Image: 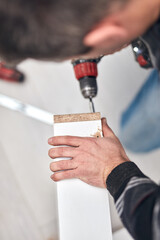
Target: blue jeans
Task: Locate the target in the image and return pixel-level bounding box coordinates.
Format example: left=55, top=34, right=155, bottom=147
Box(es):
left=119, top=69, right=160, bottom=153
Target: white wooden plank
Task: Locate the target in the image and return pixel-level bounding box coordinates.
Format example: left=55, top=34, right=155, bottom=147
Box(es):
left=54, top=113, right=112, bottom=240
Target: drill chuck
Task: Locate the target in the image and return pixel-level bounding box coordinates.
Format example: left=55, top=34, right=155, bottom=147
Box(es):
left=72, top=58, right=101, bottom=99
left=79, top=76, right=97, bottom=98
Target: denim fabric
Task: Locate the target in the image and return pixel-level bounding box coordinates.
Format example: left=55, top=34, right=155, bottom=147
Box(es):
left=119, top=69, right=160, bottom=153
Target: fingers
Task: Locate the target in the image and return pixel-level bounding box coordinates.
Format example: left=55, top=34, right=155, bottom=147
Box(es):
left=50, top=169, right=77, bottom=182
left=48, top=147, right=77, bottom=159
left=101, top=118, right=114, bottom=137
left=48, top=136, right=83, bottom=147
left=50, top=159, right=77, bottom=172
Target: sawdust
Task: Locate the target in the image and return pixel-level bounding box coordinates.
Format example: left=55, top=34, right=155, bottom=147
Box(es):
left=91, top=128, right=102, bottom=138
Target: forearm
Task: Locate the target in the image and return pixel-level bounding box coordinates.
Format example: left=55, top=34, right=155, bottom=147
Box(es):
left=107, top=162, right=160, bottom=240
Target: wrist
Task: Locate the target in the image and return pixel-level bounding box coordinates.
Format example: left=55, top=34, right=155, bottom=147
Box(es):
left=103, top=158, right=130, bottom=188
left=106, top=161, right=147, bottom=200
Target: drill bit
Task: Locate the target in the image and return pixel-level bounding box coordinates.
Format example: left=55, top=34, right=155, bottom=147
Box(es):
left=89, top=97, right=95, bottom=113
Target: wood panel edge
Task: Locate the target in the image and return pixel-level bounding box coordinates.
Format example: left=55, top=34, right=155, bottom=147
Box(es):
left=54, top=112, right=101, bottom=123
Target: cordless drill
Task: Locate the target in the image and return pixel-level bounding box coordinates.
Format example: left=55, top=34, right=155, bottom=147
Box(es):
left=132, top=38, right=153, bottom=68
left=72, top=57, right=103, bottom=112
left=72, top=38, right=153, bottom=113
left=0, top=62, right=25, bottom=83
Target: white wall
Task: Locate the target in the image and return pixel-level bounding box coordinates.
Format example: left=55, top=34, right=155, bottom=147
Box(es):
left=0, top=46, right=159, bottom=239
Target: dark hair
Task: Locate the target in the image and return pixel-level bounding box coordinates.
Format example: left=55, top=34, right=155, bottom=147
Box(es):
left=0, top=0, right=123, bottom=63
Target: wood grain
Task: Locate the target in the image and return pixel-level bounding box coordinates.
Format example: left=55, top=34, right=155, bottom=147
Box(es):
left=54, top=112, right=101, bottom=123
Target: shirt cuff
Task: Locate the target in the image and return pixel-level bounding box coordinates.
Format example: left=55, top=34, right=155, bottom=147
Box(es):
left=106, top=162, right=147, bottom=201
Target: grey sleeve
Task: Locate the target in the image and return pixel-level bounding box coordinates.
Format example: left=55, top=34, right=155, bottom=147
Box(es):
left=107, top=162, right=160, bottom=240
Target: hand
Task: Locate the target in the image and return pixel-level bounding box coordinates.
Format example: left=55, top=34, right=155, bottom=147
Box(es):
left=48, top=118, right=130, bottom=188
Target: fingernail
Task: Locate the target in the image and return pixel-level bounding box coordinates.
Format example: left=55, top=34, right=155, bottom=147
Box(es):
left=48, top=138, right=53, bottom=144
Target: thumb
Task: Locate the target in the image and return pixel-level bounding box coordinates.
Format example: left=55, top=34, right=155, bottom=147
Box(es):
left=101, top=118, right=114, bottom=137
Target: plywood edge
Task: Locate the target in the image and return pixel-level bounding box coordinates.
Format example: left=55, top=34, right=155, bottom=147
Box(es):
left=54, top=112, right=101, bottom=123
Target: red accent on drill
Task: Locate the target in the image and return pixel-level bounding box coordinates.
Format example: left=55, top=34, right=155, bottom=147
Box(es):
left=73, top=62, right=98, bottom=80
left=0, top=62, right=24, bottom=83
left=137, top=55, right=148, bottom=67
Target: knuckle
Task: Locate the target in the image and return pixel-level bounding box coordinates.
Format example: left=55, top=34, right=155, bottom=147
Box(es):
left=74, top=155, right=80, bottom=164
left=58, top=147, right=65, bottom=155
left=72, top=160, right=77, bottom=169
left=63, top=136, right=71, bottom=142
left=84, top=137, right=91, bottom=144
left=76, top=166, right=86, bottom=177
left=64, top=171, right=72, bottom=179
left=59, top=161, right=65, bottom=168
left=63, top=172, right=68, bottom=178
left=71, top=171, right=76, bottom=178
left=74, top=168, right=79, bottom=177
left=77, top=168, right=83, bottom=176
left=62, top=160, right=72, bottom=169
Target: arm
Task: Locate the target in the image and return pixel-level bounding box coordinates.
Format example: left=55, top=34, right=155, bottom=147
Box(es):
left=48, top=118, right=160, bottom=240
left=107, top=162, right=160, bottom=240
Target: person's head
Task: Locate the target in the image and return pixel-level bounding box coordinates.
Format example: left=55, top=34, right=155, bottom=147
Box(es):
left=0, top=0, right=160, bottom=63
